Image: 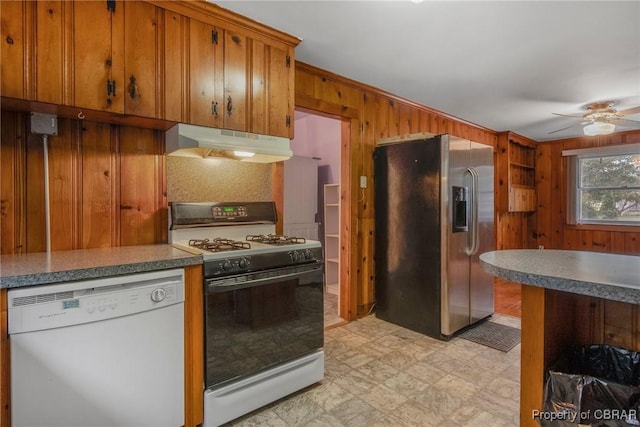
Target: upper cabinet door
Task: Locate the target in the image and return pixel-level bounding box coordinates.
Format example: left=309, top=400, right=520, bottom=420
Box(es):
left=1, top=1, right=31, bottom=100
left=34, top=1, right=69, bottom=105
left=251, top=41, right=293, bottom=138
left=72, top=0, right=124, bottom=113
left=223, top=30, right=248, bottom=132
left=123, top=2, right=160, bottom=118
left=163, top=10, right=187, bottom=123
left=188, top=19, right=224, bottom=128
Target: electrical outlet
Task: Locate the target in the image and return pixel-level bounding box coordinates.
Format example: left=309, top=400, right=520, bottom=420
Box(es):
left=360, top=175, right=367, bottom=189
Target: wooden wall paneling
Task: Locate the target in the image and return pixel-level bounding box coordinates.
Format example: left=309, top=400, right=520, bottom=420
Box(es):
left=118, top=126, right=165, bottom=246
left=0, top=112, right=25, bottom=255
left=123, top=1, right=160, bottom=119
left=0, top=0, right=33, bottom=100
left=603, top=300, right=635, bottom=350
left=25, top=125, right=47, bottom=253
left=34, top=1, right=68, bottom=105
left=80, top=121, right=116, bottom=248
left=533, top=143, right=551, bottom=248
left=162, top=9, right=188, bottom=122
left=624, top=233, right=640, bottom=254
left=48, top=118, right=80, bottom=251
left=373, top=94, right=390, bottom=140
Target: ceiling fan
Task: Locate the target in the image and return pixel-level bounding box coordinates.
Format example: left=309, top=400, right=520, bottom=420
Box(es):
left=549, top=101, right=640, bottom=136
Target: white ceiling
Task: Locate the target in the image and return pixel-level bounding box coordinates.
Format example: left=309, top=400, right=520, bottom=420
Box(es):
left=214, top=0, right=640, bottom=142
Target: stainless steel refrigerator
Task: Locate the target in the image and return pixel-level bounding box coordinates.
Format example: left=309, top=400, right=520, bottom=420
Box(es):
left=373, top=134, right=494, bottom=339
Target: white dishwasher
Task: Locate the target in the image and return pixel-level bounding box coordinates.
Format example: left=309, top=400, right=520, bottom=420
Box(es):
left=8, top=268, right=185, bottom=427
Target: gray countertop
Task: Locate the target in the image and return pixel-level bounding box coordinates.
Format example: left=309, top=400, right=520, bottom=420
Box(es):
left=480, top=249, right=640, bottom=305
left=0, top=245, right=203, bottom=289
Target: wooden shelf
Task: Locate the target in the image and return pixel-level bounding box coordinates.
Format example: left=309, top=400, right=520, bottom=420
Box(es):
left=510, top=162, right=535, bottom=170
left=498, top=132, right=537, bottom=213
left=324, top=184, right=340, bottom=291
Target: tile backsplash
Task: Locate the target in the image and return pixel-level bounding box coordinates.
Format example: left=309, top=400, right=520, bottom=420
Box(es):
left=166, top=156, right=272, bottom=202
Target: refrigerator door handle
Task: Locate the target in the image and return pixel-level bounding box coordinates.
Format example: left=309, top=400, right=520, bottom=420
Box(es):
left=465, top=167, right=480, bottom=255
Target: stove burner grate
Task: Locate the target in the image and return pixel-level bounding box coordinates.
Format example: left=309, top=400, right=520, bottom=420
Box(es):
left=245, top=234, right=307, bottom=246
left=188, top=238, right=251, bottom=252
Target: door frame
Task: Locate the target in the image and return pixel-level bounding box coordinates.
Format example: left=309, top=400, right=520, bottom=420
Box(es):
left=292, top=97, right=359, bottom=321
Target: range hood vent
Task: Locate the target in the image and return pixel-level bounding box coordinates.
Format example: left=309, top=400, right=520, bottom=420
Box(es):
left=166, top=124, right=292, bottom=163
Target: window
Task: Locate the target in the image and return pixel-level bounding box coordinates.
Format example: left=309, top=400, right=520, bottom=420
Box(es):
left=564, top=144, right=640, bottom=226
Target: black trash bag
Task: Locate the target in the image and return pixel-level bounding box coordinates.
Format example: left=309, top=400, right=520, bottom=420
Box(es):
left=540, top=344, right=640, bottom=427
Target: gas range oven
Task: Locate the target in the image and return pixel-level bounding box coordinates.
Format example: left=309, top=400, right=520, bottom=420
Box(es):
left=169, top=202, right=324, bottom=427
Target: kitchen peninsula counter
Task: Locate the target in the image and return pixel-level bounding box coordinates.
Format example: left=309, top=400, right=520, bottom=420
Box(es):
left=0, top=244, right=202, bottom=288
left=480, top=249, right=640, bottom=304
left=480, top=249, right=640, bottom=427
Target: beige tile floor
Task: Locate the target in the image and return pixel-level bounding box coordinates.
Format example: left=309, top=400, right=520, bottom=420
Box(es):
left=228, top=314, right=521, bottom=426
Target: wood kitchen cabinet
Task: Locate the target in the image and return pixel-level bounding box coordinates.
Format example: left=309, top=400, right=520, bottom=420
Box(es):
left=188, top=18, right=224, bottom=128
left=71, top=1, right=123, bottom=112
left=187, top=20, right=250, bottom=133
left=250, top=40, right=294, bottom=138
left=223, top=29, right=249, bottom=132
left=2, top=0, right=298, bottom=138
left=73, top=1, right=161, bottom=118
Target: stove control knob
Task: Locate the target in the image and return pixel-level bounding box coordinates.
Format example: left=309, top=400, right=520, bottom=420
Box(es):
left=304, top=249, right=313, bottom=259
left=238, top=258, right=248, bottom=269
left=289, top=251, right=300, bottom=262
left=221, top=260, right=232, bottom=271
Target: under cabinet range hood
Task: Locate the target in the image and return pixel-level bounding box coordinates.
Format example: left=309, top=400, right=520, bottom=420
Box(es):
left=165, top=123, right=292, bottom=163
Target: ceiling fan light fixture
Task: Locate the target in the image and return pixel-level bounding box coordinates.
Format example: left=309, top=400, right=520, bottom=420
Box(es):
left=583, top=122, right=615, bottom=136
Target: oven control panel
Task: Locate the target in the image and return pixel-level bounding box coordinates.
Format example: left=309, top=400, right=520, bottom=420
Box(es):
left=212, top=206, right=247, bottom=219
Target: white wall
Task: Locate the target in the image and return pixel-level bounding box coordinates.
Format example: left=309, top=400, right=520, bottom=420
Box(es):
left=291, top=112, right=341, bottom=184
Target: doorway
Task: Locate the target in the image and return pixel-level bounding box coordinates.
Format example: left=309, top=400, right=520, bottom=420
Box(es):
left=285, top=109, right=346, bottom=328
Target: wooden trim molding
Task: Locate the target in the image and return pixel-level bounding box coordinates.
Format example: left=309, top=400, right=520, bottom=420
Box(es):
left=183, top=263, right=204, bottom=427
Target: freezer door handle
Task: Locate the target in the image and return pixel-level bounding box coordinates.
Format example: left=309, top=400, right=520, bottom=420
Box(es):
left=465, top=167, right=480, bottom=255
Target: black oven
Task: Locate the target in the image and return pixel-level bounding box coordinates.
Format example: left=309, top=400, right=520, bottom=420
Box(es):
left=204, top=261, right=324, bottom=389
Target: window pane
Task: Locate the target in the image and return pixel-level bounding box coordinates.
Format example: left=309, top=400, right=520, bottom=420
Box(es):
left=580, top=154, right=640, bottom=188
left=580, top=189, right=640, bottom=222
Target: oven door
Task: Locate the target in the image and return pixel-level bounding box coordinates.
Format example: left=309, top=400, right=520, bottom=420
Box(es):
left=204, top=262, right=324, bottom=389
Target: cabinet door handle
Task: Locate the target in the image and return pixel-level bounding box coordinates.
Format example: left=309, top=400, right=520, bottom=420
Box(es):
left=211, top=101, right=218, bottom=117
left=226, top=96, right=232, bottom=116
left=128, top=75, right=140, bottom=100
left=6, top=36, right=14, bottom=45
left=106, top=79, right=116, bottom=97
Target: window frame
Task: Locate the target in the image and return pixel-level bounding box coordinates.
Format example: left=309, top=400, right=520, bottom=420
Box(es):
left=563, top=143, right=640, bottom=227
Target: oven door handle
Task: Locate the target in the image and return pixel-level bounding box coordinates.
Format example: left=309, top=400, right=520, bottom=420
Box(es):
left=206, top=265, right=323, bottom=293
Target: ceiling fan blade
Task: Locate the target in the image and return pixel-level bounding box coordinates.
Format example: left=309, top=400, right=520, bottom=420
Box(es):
left=618, top=106, right=640, bottom=116
left=548, top=122, right=588, bottom=134
left=614, top=117, right=640, bottom=124
left=552, top=112, right=584, bottom=119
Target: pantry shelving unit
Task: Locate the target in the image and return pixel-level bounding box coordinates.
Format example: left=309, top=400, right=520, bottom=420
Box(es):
left=323, top=184, right=340, bottom=293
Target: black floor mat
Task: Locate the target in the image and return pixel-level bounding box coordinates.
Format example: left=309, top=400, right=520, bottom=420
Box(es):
left=458, top=320, right=521, bottom=352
